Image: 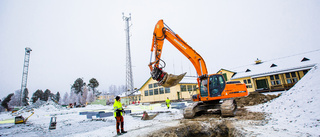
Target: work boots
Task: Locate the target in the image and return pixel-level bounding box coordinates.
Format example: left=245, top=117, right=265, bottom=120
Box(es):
left=121, top=130, right=127, bottom=134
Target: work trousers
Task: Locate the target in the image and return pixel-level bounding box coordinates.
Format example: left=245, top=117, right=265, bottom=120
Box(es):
left=115, top=116, right=124, bottom=133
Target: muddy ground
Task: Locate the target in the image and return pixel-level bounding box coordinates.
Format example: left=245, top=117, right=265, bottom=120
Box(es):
left=146, top=92, right=281, bottom=137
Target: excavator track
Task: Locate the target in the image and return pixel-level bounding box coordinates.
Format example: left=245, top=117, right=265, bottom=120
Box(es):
left=220, top=99, right=237, bottom=117
left=183, top=102, right=200, bottom=119
left=183, top=99, right=237, bottom=119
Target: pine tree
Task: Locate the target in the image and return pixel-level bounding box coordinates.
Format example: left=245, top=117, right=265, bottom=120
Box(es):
left=1, top=93, right=14, bottom=110
left=88, top=78, right=100, bottom=97
left=43, top=89, right=51, bottom=101
left=55, top=92, right=60, bottom=102
left=22, top=88, right=29, bottom=106
left=31, top=89, right=43, bottom=103
left=71, top=78, right=85, bottom=95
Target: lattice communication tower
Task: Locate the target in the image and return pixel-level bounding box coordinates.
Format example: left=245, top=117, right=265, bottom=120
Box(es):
left=20, top=47, right=32, bottom=106
left=123, top=13, right=135, bottom=98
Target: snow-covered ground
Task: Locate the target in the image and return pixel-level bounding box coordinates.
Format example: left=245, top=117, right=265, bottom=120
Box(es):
left=246, top=65, right=320, bottom=136
left=0, top=102, right=185, bottom=137
left=1, top=66, right=320, bottom=137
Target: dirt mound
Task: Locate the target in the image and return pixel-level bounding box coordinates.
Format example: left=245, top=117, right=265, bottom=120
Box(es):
left=235, top=92, right=281, bottom=108
left=147, top=120, right=236, bottom=137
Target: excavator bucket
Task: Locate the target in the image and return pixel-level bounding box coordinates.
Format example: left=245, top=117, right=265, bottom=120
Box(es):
left=160, top=72, right=187, bottom=87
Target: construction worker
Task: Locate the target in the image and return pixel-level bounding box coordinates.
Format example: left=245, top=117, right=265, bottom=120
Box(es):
left=113, top=96, right=127, bottom=135
left=165, top=97, right=171, bottom=109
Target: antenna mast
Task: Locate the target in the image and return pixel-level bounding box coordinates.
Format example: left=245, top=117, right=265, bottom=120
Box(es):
left=123, top=13, right=134, bottom=104
left=20, top=47, right=32, bottom=106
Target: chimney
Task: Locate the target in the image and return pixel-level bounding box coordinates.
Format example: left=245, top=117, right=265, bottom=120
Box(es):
left=255, top=58, right=262, bottom=64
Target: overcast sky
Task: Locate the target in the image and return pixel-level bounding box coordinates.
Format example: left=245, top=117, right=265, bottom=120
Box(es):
left=1, top=0, right=319, bottom=98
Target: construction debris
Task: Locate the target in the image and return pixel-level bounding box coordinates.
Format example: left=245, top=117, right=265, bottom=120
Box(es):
left=141, top=111, right=159, bottom=120
left=49, top=117, right=57, bottom=130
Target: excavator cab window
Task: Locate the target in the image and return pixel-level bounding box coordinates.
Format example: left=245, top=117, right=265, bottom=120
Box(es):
left=200, top=79, right=208, bottom=97
left=209, top=75, right=226, bottom=97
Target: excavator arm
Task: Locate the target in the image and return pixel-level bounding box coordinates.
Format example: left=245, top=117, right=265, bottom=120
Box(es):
left=149, top=20, right=208, bottom=87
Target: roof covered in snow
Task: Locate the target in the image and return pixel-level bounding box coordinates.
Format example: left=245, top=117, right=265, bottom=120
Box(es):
left=230, top=50, right=320, bottom=79
left=179, top=76, right=197, bottom=84
left=119, top=90, right=141, bottom=97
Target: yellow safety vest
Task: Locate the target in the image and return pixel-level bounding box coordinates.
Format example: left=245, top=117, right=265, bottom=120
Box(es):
left=165, top=99, right=170, bottom=107
left=113, top=100, right=123, bottom=117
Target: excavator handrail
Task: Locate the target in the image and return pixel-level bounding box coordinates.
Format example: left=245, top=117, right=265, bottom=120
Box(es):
left=149, top=19, right=208, bottom=77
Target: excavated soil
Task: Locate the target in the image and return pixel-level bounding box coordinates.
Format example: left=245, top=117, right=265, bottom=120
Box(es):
left=147, top=92, right=281, bottom=137
left=235, top=92, right=281, bottom=108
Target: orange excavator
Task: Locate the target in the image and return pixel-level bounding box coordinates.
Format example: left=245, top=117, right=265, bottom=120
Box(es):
left=148, top=20, right=248, bottom=118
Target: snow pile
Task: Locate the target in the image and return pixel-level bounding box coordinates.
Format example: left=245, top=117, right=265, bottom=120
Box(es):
left=0, top=102, right=183, bottom=137
left=249, top=65, right=320, bottom=136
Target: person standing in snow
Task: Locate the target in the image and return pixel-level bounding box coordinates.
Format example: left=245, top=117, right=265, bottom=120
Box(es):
left=165, top=97, right=171, bottom=109
left=113, top=96, right=127, bottom=135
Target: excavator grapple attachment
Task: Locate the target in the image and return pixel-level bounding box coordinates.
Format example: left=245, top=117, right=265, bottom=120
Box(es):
left=160, top=72, right=187, bottom=87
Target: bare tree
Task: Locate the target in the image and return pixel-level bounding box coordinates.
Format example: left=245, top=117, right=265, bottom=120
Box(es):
left=87, top=90, right=95, bottom=103
left=80, top=86, right=88, bottom=105
left=69, top=90, right=77, bottom=105
left=108, top=85, right=118, bottom=95
left=118, top=85, right=127, bottom=95
left=62, top=92, right=69, bottom=105
left=8, top=90, right=21, bottom=107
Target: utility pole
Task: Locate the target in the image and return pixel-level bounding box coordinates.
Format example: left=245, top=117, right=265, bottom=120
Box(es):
left=123, top=13, right=134, bottom=105
left=20, top=47, right=32, bottom=106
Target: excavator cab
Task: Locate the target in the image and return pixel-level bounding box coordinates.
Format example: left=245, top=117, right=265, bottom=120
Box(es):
left=198, top=74, right=225, bottom=98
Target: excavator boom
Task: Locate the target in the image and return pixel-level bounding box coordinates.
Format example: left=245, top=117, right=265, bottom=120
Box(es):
left=149, top=20, right=207, bottom=87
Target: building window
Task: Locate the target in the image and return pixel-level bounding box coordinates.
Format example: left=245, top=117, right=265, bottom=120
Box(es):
left=243, top=79, right=252, bottom=84
left=154, top=88, right=159, bottom=95
left=270, top=75, right=281, bottom=85
left=222, top=73, right=228, bottom=81
left=159, top=88, right=164, bottom=94
left=148, top=84, right=153, bottom=89
left=193, top=85, right=197, bottom=91
left=187, top=85, right=193, bottom=91
left=149, top=89, right=153, bottom=96
left=165, top=87, right=170, bottom=93
left=286, top=72, right=298, bottom=84
left=154, top=83, right=158, bottom=88
left=244, top=79, right=252, bottom=88
left=139, top=96, right=141, bottom=101
left=180, top=85, right=187, bottom=91
left=144, top=90, right=148, bottom=96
